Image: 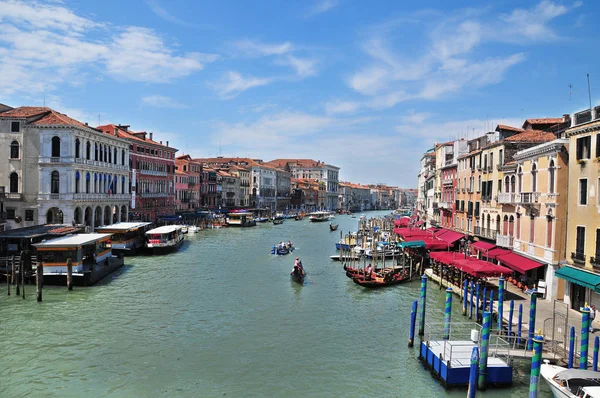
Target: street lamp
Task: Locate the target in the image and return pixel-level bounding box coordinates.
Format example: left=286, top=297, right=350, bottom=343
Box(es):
left=460, top=237, right=466, bottom=259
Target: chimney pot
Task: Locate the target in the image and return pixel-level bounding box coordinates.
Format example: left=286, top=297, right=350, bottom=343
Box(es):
left=149, top=132, right=153, bottom=141
left=166, top=141, right=169, bottom=147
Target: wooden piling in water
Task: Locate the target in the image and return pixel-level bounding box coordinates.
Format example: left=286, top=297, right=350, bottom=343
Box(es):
left=6, top=257, right=10, bottom=296
left=21, top=251, right=25, bottom=299
left=67, top=258, right=73, bottom=290
left=36, top=262, right=43, bottom=302
left=15, top=257, right=20, bottom=297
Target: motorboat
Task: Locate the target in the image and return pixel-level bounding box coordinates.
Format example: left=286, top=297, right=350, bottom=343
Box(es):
left=95, top=222, right=153, bottom=255
left=541, top=362, right=600, bottom=397
left=145, top=225, right=185, bottom=254
left=255, top=217, right=269, bottom=223
left=226, top=212, right=257, bottom=227
left=187, top=225, right=199, bottom=233
left=308, top=211, right=330, bottom=222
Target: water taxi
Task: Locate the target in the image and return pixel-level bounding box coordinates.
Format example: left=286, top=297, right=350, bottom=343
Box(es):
left=541, top=362, right=600, bottom=398
left=33, top=233, right=124, bottom=286
left=226, top=212, right=257, bottom=227
left=145, top=225, right=185, bottom=254
left=308, top=211, right=330, bottom=222
left=95, top=222, right=152, bottom=255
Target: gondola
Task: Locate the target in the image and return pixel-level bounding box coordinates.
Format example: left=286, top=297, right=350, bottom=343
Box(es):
left=352, top=271, right=409, bottom=288
left=273, top=219, right=284, bottom=225
left=329, top=223, right=338, bottom=231
left=295, top=213, right=304, bottom=220
left=291, top=268, right=305, bottom=284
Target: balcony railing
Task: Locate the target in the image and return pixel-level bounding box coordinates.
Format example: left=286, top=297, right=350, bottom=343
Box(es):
left=497, top=193, right=515, bottom=204
left=5, top=193, right=22, bottom=200
left=517, top=192, right=540, bottom=204
left=139, top=169, right=168, bottom=177
left=496, top=234, right=514, bottom=248
left=73, top=193, right=130, bottom=201
left=572, top=251, right=586, bottom=265
left=443, top=178, right=453, bottom=185
left=480, top=228, right=497, bottom=240
left=139, top=192, right=169, bottom=198
left=39, top=193, right=73, bottom=200
left=474, top=226, right=481, bottom=235
left=591, top=256, right=600, bottom=270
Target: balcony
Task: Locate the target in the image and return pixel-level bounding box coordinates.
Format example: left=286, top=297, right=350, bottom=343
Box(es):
left=474, top=226, right=481, bottom=235
left=571, top=251, right=586, bottom=265
left=591, top=256, right=600, bottom=270
left=438, top=201, right=451, bottom=210
left=73, top=193, right=131, bottom=201
left=480, top=228, right=497, bottom=240
left=517, top=192, right=540, bottom=204
left=496, top=234, right=514, bottom=248
left=39, top=193, right=74, bottom=200
left=5, top=193, right=22, bottom=200
left=497, top=193, right=515, bottom=204
left=139, top=169, right=168, bottom=177
left=443, top=178, right=453, bottom=185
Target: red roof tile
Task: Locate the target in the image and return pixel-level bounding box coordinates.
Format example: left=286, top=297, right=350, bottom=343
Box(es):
left=97, top=124, right=177, bottom=151
left=496, top=124, right=524, bottom=133
left=266, top=158, right=326, bottom=168
left=524, top=118, right=564, bottom=126
left=31, top=110, right=90, bottom=129
left=504, top=130, right=556, bottom=143
left=0, top=106, right=50, bottom=118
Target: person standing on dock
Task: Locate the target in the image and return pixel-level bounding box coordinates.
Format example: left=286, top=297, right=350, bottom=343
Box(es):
left=591, top=305, right=596, bottom=332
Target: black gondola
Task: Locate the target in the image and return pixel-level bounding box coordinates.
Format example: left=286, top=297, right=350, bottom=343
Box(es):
left=329, top=223, right=338, bottom=231
left=273, top=219, right=284, bottom=225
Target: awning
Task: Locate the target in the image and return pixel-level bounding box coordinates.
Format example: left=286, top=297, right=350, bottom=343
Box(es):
left=436, top=230, right=465, bottom=244
left=430, top=251, right=460, bottom=265
left=556, top=266, right=600, bottom=292
left=399, top=240, right=425, bottom=249
left=472, top=241, right=496, bottom=253
left=496, top=252, right=545, bottom=274
left=451, top=258, right=513, bottom=278
left=485, top=248, right=511, bottom=260
left=414, top=220, right=424, bottom=227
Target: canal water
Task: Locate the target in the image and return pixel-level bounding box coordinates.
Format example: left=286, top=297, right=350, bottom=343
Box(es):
left=1, top=211, right=551, bottom=397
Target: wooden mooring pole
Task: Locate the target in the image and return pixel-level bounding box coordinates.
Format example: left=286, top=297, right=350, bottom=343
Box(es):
left=21, top=251, right=25, bottom=300
left=6, top=258, right=10, bottom=296
left=66, top=258, right=73, bottom=291
left=36, top=262, right=43, bottom=302
left=15, top=257, right=20, bottom=297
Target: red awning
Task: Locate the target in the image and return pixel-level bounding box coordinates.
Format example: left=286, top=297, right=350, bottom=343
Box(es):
left=451, top=258, right=513, bottom=278
left=430, top=251, right=461, bottom=265
left=394, top=228, right=432, bottom=238
left=496, top=252, right=545, bottom=274
left=437, top=230, right=465, bottom=244
left=472, top=241, right=496, bottom=253
left=414, top=220, right=424, bottom=227
left=394, top=217, right=411, bottom=227
left=485, top=248, right=511, bottom=260
left=425, top=240, right=452, bottom=251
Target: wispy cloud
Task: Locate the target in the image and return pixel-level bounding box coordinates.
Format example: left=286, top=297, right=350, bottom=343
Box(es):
left=141, top=95, right=188, bottom=108
left=306, top=0, right=339, bottom=17
left=145, top=0, right=195, bottom=27
left=277, top=55, right=318, bottom=78
left=0, top=0, right=218, bottom=96
left=212, top=71, right=273, bottom=99
left=332, top=1, right=576, bottom=114
left=232, top=39, right=293, bottom=57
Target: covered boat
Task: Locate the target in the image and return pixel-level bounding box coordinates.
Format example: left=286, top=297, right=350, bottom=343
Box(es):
left=352, top=269, right=409, bottom=288
left=95, top=222, right=153, bottom=255
left=308, top=211, right=330, bottom=222
left=541, top=363, right=600, bottom=398
left=33, top=233, right=124, bottom=286
left=145, top=225, right=185, bottom=254
left=226, top=212, right=257, bottom=227
left=329, top=223, right=339, bottom=231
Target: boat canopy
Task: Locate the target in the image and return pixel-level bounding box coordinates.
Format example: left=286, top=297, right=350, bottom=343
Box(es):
left=33, top=233, right=111, bottom=248
left=398, top=240, right=425, bottom=249
left=96, top=222, right=152, bottom=232
left=146, top=225, right=183, bottom=235
left=554, top=368, right=600, bottom=382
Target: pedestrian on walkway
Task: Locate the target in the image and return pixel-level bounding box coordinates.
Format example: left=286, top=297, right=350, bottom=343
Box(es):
left=590, top=305, right=596, bottom=332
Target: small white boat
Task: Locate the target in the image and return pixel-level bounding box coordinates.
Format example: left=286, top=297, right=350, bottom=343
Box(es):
left=308, top=211, right=330, bottom=222
left=541, top=362, right=600, bottom=398
left=181, top=225, right=189, bottom=234
left=187, top=225, right=199, bottom=233
left=146, top=225, right=185, bottom=254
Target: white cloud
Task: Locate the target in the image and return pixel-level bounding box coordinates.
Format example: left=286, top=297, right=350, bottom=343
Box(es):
left=145, top=0, right=194, bottom=27
left=233, top=39, right=293, bottom=57
left=307, top=0, right=339, bottom=17
left=278, top=55, right=318, bottom=78
left=325, top=100, right=360, bottom=115
left=0, top=1, right=217, bottom=95
left=213, top=71, right=273, bottom=99
left=141, top=95, right=188, bottom=108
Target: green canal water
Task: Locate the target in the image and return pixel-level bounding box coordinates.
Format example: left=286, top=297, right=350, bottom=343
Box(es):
left=1, top=211, right=552, bottom=397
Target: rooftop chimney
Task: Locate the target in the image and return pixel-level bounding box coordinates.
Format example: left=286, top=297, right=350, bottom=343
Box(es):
left=149, top=132, right=153, bottom=141
left=166, top=141, right=169, bottom=147
left=160, top=141, right=163, bottom=144
left=117, top=124, right=129, bottom=132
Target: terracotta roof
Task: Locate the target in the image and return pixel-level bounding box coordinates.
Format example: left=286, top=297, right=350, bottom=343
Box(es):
left=266, top=158, right=325, bottom=168
left=97, top=124, right=177, bottom=150
left=496, top=124, right=524, bottom=133
left=31, top=110, right=91, bottom=129
left=504, top=130, right=556, bottom=143
left=175, top=170, right=188, bottom=175
left=0, top=106, right=49, bottom=118
left=523, top=118, right=564, bottom=126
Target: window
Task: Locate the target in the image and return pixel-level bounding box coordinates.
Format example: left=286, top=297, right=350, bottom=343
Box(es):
left=549, top=160, right=555, bottom=194
left=517, top=167, right=523, bottom=192
left=11, top=121, right=20, bottom=132
left=51, top=171, right=60, bottom=194
left=75, top=138, right=80, bottom=158
left=51, top=136, right=61, bottom=157
left=86, top=142, right=91, bottom=160
left=498, top=179, right=502, bottom=193
left=10, top=140, right=19, bottom=159
left=529, top=215, right=535, bottom=243
left=576, top=136, right=591, bottom=160
left=25, top=210, right=34, bottom=222
left=509, top=215, right=514, bottom=236
left=596, top=229, right=600, bottom=258
left=9, top=172, right=18, bottom=193
left=531, top=164, right=537, bottom=192
left=516, top=214, right=521, bottom=240
left=6, top=209, right=15, bottom=220
left=597, top=134, right=600, bottom=158
left=580, top=178, right=588, bottom=205
left=547, top=213, right=553, bottom=248
left=576, top=226, right=586, bottom=256
left=95, top=143, right=98, bottom=161
left=122, top=150, right=125, bottom=165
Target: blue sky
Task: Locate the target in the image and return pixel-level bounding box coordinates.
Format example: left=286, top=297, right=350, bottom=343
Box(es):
left=0, top=0, right=596, bottom=187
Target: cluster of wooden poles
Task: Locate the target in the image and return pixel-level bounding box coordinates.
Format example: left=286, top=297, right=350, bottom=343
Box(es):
left=4, top=251, right=74, bottom=303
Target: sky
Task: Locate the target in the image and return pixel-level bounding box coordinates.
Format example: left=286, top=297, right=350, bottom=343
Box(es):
left=0, top=0, right=597, bottom=188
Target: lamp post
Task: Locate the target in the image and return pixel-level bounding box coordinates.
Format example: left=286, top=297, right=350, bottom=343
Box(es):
left=461, top=237, right=466, bottom=259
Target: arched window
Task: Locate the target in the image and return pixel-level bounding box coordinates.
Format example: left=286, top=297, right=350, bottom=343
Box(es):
left=114, top=148, right=117, bottom=164
left=504, top=176, right=509, bottom=193
left=531, top=164, right=538, bottom=192
left=121, top=176, right=125, bottom=195
left=517, top=167, right=523, bottom=193
left=510, top=176, right=516, bottom=193
left=546, top=210, right=553, bottom=248
left=509, top=215, right=514, bottom=237
left=94, top=143, right=98, bottom=161
left=75, top=138, right=80, bottom=158
left=10, top=140, right=19, bottom=159
left=75, top=171, right=80, bottom=194
left=503, top=215, right=509, bottom=234
left=516, top=214, right=521, bottom=240
left=122, top=150, right=125, bottom=165
left=86, top=141, right=91, bottom=160
left=549, top=160, right=555, bottom=194
left=496, top=215, right=501, bottom=233
left=9, top=172, right=18, bottom=193
left=51, top=136, right=61, bottom=158
left=529, top=214, right=535, bottom=243
left=108, top=146, right=112, bottom=164
left=51, top=171, right=60, bottom=194
left=86, top=172, right=91, bottom=193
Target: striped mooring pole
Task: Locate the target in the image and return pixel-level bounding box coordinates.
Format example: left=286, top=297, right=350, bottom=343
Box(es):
left=482, top=286, right=487, bottom=314
left=518, top=303, right=523, bottom=344
left=529, top=334, right=545, bottom=398
left=528, top=288, right=537, bottom=350
left=418, top=275, right=427, bottom=338
left=594, top=336, right=599, bottom=371
left=477, top=311, right=492, bottom=390
left=497, top=276, right=504, bottom=335
left=475, top=283, right=481, bottom=323
left=469, top=281, right=475, bottom=319
left=508, top=300, right=514, bottom=336
left=488, top=290, right=494, bottom=329
left=581, top=305, right=591, bottom=369
left=467, top=346, right=479, bottom=398
left=568, top=326, right=575, bottom=368
left=408, top=299, right=418, bottom=347
left=462, top=279, right=468, bottom=316
left=443, top=287, right=453, bottom=340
